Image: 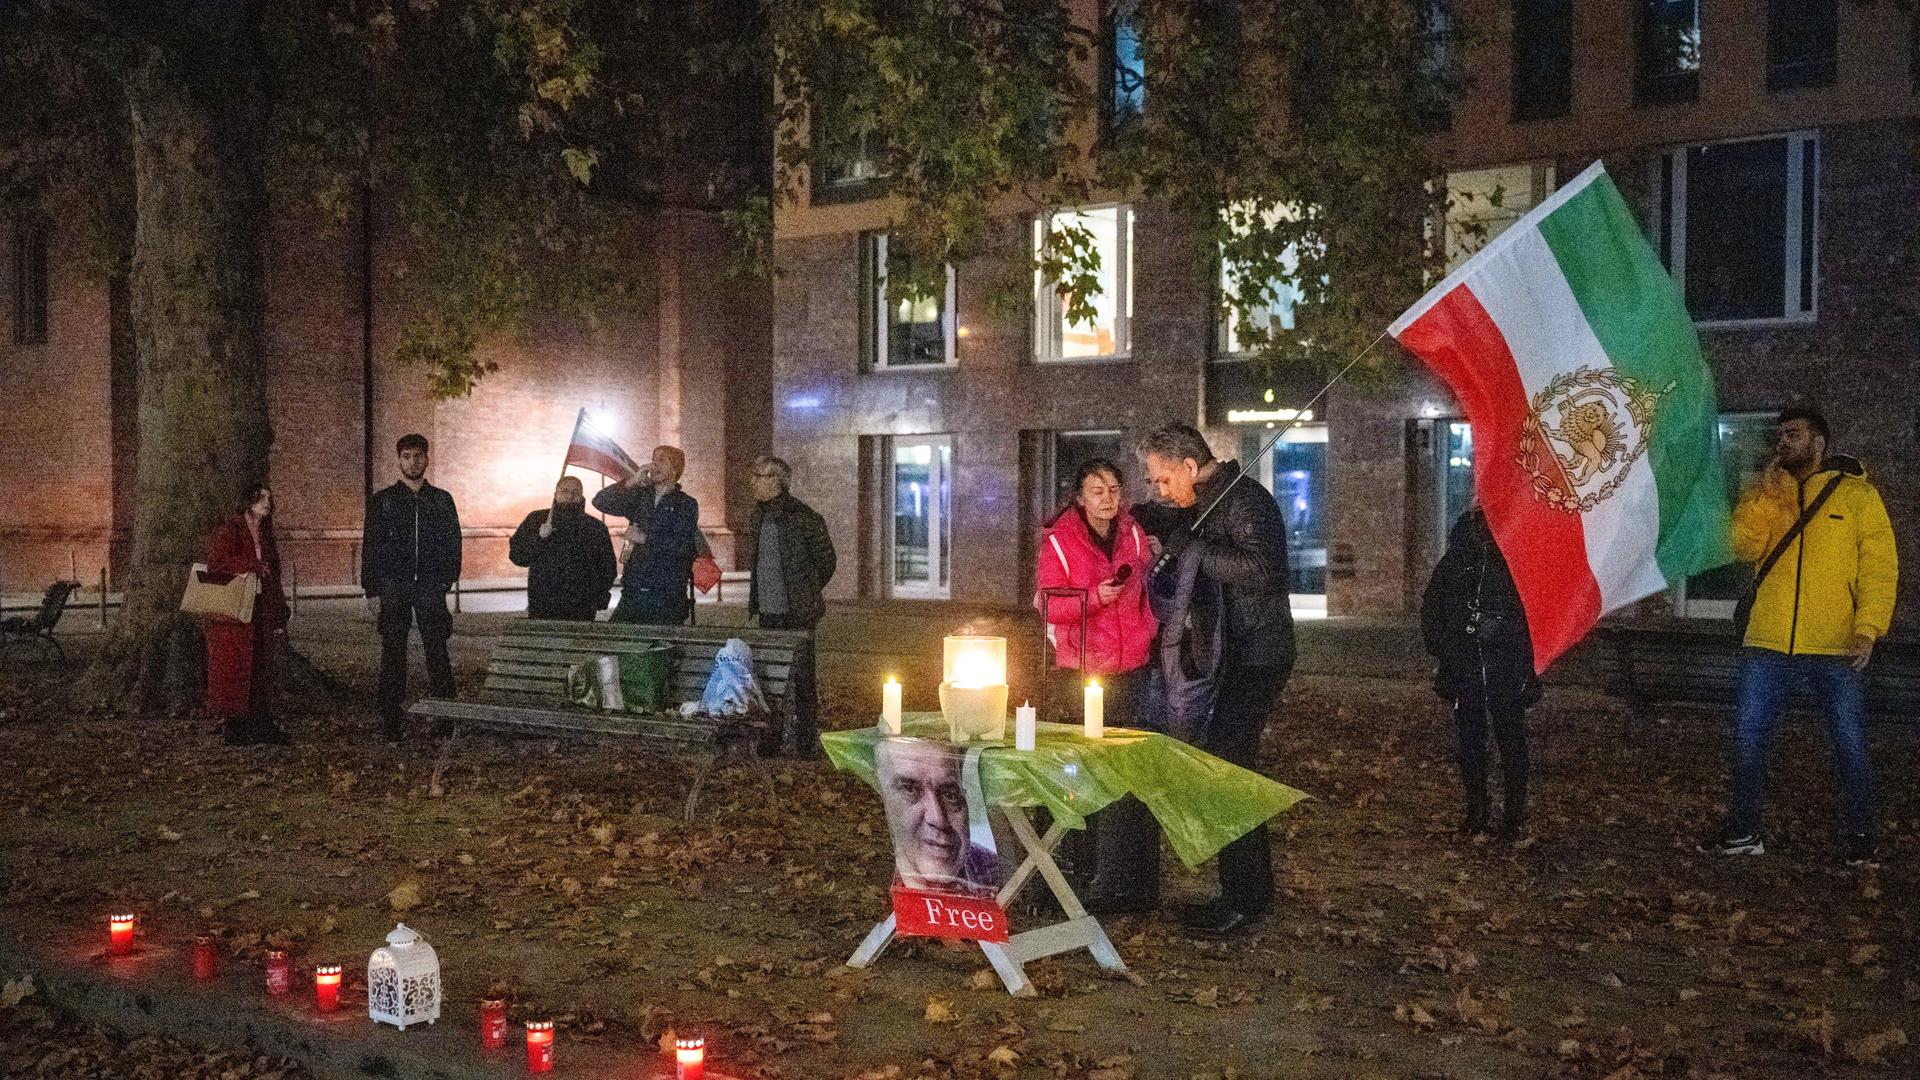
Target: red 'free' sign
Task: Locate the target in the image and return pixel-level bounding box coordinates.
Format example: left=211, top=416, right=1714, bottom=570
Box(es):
left=892, top=884, right=1011, bottom=943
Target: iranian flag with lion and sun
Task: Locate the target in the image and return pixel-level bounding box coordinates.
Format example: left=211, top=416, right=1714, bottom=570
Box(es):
left=1391, top=161, right=1733, bottom=672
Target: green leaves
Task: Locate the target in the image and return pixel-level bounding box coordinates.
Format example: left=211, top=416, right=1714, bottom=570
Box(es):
left=771, top=0, right=1465, bottom=378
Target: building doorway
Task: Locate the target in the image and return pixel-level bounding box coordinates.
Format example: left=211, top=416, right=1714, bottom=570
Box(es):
left=1238, top=424, right=1328, bottom=611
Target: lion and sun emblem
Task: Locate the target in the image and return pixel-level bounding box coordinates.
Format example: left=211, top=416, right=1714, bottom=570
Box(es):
left=1516, top=366, right=1674, bottom=514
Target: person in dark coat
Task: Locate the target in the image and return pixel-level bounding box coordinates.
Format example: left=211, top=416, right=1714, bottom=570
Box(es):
left=361, top=433, right=462, bottom=741
left=1137, top=422, right=1295, bottom=939
left=203, top=483, right=292, bottom=746
left=593, top=445, right=700, bottom=626
left=1420, top=507, right=1541, bottom=841
left=510, top=476, right=617, bottom=622
left=744, top=455, right=837, bottom=756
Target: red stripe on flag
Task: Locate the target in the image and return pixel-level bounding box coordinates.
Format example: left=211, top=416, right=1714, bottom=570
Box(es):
left=564, top=444, right=631, bottom=480
left=1395, top=285, right=1601, bottom=672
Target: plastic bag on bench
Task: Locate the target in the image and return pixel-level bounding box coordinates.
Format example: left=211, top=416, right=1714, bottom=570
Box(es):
left=567, top=646, right=670, bottom=712
left=681, top=638, right=768, bottom=718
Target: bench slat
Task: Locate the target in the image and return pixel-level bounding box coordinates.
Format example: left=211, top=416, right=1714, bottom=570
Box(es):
left=409, top=699, right=764, bottom=743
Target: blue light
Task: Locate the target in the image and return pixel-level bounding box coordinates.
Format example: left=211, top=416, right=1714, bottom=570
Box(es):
left=784, top=395, right=823, bottom=411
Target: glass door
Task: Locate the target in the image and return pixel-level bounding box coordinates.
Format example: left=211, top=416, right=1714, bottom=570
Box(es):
left=1240, top=424, right=1328, bottom=609
left=891, top=436, right=953, bottom=598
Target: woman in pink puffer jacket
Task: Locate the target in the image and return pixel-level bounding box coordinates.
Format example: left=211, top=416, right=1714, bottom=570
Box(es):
left=1033, top=457, right=1160, bottom=913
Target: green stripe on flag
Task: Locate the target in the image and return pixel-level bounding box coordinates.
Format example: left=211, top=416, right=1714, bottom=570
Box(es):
left=1536, top=173, right=1732, bottom=583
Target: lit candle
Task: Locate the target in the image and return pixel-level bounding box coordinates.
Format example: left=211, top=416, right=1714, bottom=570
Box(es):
left=1015, top=701, right=1037, bottom=751
left=108, top=914, right=135, bottom=955
left=480, top=998, right=508, bottom=1051
left=525, top=1020, right=555, bottom=1073
left=264, top=950, right=290, bottom=996
left=675, top=1036, right=705, bottom=1080
left=1084, top=679, right=1104, bottom=739
left=192, top=934, right=218, bottom=981
left=881, top=676, right=902, bottom=735
left=314, top=964, right=342, bottom=1012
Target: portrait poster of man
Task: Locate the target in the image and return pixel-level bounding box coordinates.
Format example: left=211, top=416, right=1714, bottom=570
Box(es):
left=874, top=737, right=1009, bottom=941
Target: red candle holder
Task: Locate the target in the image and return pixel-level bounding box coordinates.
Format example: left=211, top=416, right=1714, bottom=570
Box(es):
left=525, top=1020, right=554, bottom=1073
left=108, top=913, right=136, bottom=956
left=264, top=950, right=290, bottom=996
left=480, top=998, right=508, bottom=1051
left=314, top=964, right=342, bottom=1013
left=675, top=1035, right=705, bottom=1080
left=192, top=934, right=218, bottom=981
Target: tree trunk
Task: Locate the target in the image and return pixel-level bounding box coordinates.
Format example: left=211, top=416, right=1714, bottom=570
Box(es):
left=92, top=3, right=272, bottom=712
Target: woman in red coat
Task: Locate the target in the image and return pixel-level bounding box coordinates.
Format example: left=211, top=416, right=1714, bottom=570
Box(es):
left=1033, top=457, right=1158, bottom=913
left=203, top=484, right=292, bottom=745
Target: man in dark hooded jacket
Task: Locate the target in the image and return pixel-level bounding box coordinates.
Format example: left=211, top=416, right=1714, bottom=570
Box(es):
left=1137, top=422, right=1294, bottom=938
left=510, top=476, right=617, bottom=622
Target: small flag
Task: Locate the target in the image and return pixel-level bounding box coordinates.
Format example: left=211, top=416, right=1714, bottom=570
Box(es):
left=563, top=409, right=640, bottom=480
left=1390, top=162, right=1732, bottom=672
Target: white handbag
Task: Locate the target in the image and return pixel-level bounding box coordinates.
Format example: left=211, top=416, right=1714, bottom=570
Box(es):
left=179, top=564, right=260, bottom=623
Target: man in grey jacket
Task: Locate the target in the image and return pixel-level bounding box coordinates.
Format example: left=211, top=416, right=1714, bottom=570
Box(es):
left=745, top=455, right=836, bottom=756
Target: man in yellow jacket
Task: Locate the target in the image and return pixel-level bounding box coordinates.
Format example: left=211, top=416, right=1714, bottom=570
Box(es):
left=1704, top=407, right=1898, bottom=866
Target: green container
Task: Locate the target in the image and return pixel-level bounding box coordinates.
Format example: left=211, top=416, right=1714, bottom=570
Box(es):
left=567, top=645, right=672, bottom=713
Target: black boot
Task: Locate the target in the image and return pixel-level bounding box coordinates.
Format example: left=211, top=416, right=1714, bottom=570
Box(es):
left=1460, top=796, right=1492, bottom=838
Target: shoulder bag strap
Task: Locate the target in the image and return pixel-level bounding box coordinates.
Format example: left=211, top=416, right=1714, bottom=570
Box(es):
left=1750, top=473, right=1846, bottom=589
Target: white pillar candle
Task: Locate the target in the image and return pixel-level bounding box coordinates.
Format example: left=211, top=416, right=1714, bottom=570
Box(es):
left=1083, top=679, right=1104, bottom=739
left=1014, top=701, right=1037, bottom=751
left=880, top=677, right=903, bottom=735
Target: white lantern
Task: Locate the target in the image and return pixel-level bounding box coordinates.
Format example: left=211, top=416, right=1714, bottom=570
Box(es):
left=938, top=635, right=1008, bottom=741
left=367, top=923, right=441, bottom=1030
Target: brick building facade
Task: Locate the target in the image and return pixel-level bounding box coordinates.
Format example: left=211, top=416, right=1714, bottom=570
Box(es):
left=771, top=0, right=1920, bottom=629
left=0, top=199, right=769, bottom=596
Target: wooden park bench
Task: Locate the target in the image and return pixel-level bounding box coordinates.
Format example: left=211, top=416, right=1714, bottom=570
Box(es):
left=409, top=619, right=812, bottom=820
left=1594, top=622, right=1920, bottom=730
left=0, top=580, right=82, bottom=663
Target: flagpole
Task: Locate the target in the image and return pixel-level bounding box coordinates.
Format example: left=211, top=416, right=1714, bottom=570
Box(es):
left=1173, top=327, right=1396, bottom=546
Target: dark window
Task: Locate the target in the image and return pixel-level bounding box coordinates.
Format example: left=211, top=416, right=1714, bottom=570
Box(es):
left=810, top=124, right=887, bottom=206
left=1767, top=0, right=1837, bottom=91
left=1048, top=431, right=1133, bottom=516
left=1101, top=1, right=1145, bottom=134
left=1417, top=0, right=1456, bottom=131
left=860, top=232, right=952, bottom=368
left=1512, top=0, right=1573, bottom=120
left=1636, top=0, right=1701, bottom=105
left=1657, top=134, right=1819, bottom=323
left=11, top=219, right=48, bottom=346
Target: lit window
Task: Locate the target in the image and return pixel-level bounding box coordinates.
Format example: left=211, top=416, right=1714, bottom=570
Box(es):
left=1441, top=164, right=1556, bottom=271
left=861, top=232, right=955, bottom=368
left=1033, top=205, right=1133, bottom=362
left=1218, top=202, right=1308, bottom=357
left=1652, top=133, right=1819, bottom=324
left=891, top=436, right=952, bottom=598
left=1103, top=2, right=1145, bottom=132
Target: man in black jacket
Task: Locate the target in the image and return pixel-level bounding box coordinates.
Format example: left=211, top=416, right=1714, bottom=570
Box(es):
left=361, top=433, right=462, bottom=741
left=744, top=455, right=837, bottom=756
left=1138, top=422, right=1294, bottom=938
left=593, top=445, right=700, bottom=625
left=510, top=476, right=617, bottom=622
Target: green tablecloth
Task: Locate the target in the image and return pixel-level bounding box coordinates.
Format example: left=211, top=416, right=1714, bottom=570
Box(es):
left=822, top=713, right=1309, bottom=868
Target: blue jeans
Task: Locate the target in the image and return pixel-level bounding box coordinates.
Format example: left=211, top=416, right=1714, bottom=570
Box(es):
left=1731, top=649, right=1873, bottom=838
